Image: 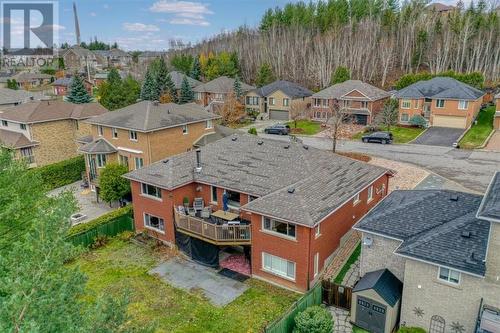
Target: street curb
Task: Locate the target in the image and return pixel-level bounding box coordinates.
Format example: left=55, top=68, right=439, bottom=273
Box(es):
left=475, top=129, right=496, bottom=150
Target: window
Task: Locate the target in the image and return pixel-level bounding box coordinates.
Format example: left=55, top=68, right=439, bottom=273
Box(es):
left=20, top=123, right=26, bottom=130
left=129, top=130, right=137, bottom=141
left=246, top=96, right=251, bottom=105
left=141, top=183, right=162, bottom=199
left=119, top=155, right=129, bottom=168
left=254, top=97, right=260, bottom=105
left=353, top=193, right=361, bottom=205
left=315, top=224, right=321, bottom=238
left=358, top=299, right=370, bottom=308
left=361, top=101, right=368, bottom=109
left=367, top=186, right=374, bottom=202
left=414, top=99, right=420, bottom=108
left=211, top=186, right=217, bottom=203
left=214, top=93, right=224, bottom=101
left=314, top=99, right=321, bottom=107
left=205, top=120, right=213, bottom=129
left=96, top=154, right=106, bottom=168
left=182, top=124, right=188, bottom=134
left=435, top=99, right=445, bottom=108
left=262, top=252, right=296, bottom=280
left=314, top=253, right=319, bottom=277
left=372, top=305, right=386, bottom=314
left=283, top=98, right=290, bottom=107
left=262, top=217, right=296, bottom=239
left=20, top=147, right=34, bottom=164
left=225, top=190, right=240, bottom=207
left=144, top=213, right=164, bottom=232
left=438, top=267, right=460, bottom=284
left=195, top=92, right=202, bottom=100
left=401, top=99, right=411, bottom=109
left=98, top=125, right=103, bottom=136
left=269, top=97, right=275, bottom=106
left=401, top=113, right=410, bottom=122
left=322, top=99, right=328, bottom=107
left=1, top=120, right=8, bottom=127
left=134, top=157, right=144, bottom=170
left=112, top=127, right=118, bottom=138
left=458, top=100, right=468, bottom=110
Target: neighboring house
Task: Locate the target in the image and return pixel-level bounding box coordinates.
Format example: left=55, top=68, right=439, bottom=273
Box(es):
left=193, top=76, right=255, bottom=112
left=79, top=101, right=219, bottom=193
left=0, top=88, right=36, bottom=110
left=426, top=3, right=456, bottom=15
left=61, top=45, right=99, bottom=73
left=396, top=77, right=485, bottom=129
left=169, top=71, right=202, bottom=97
left=494, top=93, right=500, bottom=130
left=0, top=100, right=107, bottom=167
left=52, top=76, right=93, bottom=96
left=353, top=173, right=500, bottom=333
left=311, top=80, right=391, bottom=125
left=93, top=49, right=132, bottom=68
left=245, top=80, right=313, bottom=120
left=138, top=51, right=166, bottom=66
left=0, top=72, right=53, bottom=89
left=123, top=134, right=393, bottom=292
left=93, top=71, right=127, bottom=86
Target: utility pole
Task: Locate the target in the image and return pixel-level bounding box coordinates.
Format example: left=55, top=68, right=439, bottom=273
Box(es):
left=73, top=2, right=81, bottom=46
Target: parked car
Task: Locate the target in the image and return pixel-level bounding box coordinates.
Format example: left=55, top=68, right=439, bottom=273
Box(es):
left=264, top=124, right=290, bottom=135
left=361, top=131, right=393, bottom=144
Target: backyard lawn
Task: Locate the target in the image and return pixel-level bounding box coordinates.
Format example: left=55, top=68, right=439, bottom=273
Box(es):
left=71, top=238, right=299, bottom=333
left=459, top=106, right=495, bottom=149
left=352, top=126, right=425, bottom=144
left=333, top=243, right=361, bottom=284
left=286, top=120, right=323, bottom=135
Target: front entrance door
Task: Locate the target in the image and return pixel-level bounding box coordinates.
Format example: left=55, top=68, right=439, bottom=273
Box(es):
left=355, top=296, right=386, bottom=333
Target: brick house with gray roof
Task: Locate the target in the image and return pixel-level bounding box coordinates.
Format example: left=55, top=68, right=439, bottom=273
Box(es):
left=353, top=172, right=500, bottom=333
left=124, top=134, right=393, bottom=291
left=194, top=76, right=254, bottom=112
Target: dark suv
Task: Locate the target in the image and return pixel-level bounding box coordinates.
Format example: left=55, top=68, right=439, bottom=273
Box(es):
left=264, top=124, right=290, bottom=135
left=361, top=131, right=393, bottom=144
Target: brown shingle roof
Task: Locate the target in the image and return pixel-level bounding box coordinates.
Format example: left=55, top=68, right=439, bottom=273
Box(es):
left=0, top=129, right=37, bottom=148
left=312, top=80, right=390, bottom=101
left=0, top=100, right=108, bottom=124
left=193, top=76, right=254, bottom=94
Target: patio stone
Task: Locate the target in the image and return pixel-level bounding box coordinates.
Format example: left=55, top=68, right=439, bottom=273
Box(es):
left=342, top=260, right=360, bottom=287
left=329, top=306, right=353, bottom=333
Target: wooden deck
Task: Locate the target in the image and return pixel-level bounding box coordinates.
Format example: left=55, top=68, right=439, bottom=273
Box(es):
left=173, top=210, right=251, bottom=245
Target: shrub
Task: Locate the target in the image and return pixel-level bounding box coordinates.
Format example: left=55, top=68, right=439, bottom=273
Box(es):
left=293, top=306, right=333, bottom=333
left=409, top=115, right=427, bottom=128
left=30, top=156, right=85, bottom=190
left=248, top=127, right=258, bottom=135
left=98, top=163, right=130, bottom=204
left=398, top=327, right=427, bottom=333
left=68, top=205, right=132, bottom=237
left=90, top=235, right=109, bottom=249
left=118, top=230, right=134, bottom=241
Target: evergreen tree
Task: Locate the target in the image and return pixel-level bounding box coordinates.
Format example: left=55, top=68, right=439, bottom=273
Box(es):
left=255, top=63, right=275, bottom=87
left=156, top=58, right=169, bottom=97
left=179, top=76, right=194, bottom=104
left=107, top=68, right=122, bottom=87
left=140, top=68, right=159, bottom=101
left=190, top=56, right=201, bottom=80
left=165, top=73, right=178, bottom=103
left=233, top=76, right=243, bottom=98
left=66, top=75, right=92, bottom=104
left=330, top=66, right=351, bottom=85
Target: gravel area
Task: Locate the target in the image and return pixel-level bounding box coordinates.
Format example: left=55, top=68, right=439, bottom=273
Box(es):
left=314, top=124, right=365, bottom=140
left=368, top=157, right=430, bottom=192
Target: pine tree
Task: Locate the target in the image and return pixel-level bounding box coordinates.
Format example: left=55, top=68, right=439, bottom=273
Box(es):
left=233, top=76, right=243, bottom=98
left=179, top=76, right=194, bottom=104
left=165, top=73, right=177, bottom=103
left=140, top=68, right=159, bottom=101
left=330, top=66, right=351, bottom=85
left=156, top=58, right=169, bottom=97
left=107, top=68, right=122, bottom=87
left=66, top=75, right=92, bottom=104
left=255, top=63, right=275, bottom=87
left=190, top=57, right=201, bottom=80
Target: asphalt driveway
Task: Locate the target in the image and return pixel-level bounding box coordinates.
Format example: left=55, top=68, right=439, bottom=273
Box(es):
left=411, top=127, right=464, bottom=147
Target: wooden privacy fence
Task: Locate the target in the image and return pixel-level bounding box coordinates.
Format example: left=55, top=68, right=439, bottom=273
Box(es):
left=322, top=280, right=353, bottom=310
left=67, top=214, right=134, bottom=247
left=264, top=283, right=322, bottom=333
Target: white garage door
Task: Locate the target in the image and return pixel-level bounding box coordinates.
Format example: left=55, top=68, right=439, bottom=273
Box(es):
left=269, top=109, right=289, bottom=120
left=432, top=115, right=467, bottom=129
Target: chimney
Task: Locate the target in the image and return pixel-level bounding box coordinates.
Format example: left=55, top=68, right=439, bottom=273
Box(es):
left=195, top=149, right=202, bottom=173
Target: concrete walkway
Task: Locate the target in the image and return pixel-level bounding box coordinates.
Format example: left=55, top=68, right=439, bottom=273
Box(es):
left=485, top=131, right=500, bottom=152
left=329, top=307, right=353, bottom=333
left=150, top=257, right=249, bottom=307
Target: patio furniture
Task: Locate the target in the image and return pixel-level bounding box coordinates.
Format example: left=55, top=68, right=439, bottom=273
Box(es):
left=227, top=220, right=240, bottom=226
left=201, top=207, right=212, bottom=218
left=211, top=210, right=239, bottom=221
left=193, top=197, right=204, bottom=212
left=188, top=207, right=196, bottom=216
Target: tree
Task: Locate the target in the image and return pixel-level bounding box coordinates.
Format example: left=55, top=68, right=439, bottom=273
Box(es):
left=66, top=75, right=92, bottom=104
left=233, top=76, right=243, bottom=98
left=179, top=76, right=194, bottom=104
left=98, top=72, right=140, bottom=111
left=409, top=114, right=427, bottom=128
left=99, top=163, right=131, bottom=205
left=289, top=100, right=310, bottom=129
left=325, top=99, right=351, bottom=153
left=330, top=66, right=351, bottom=85
left=219, top=92, right=245, bottom=125
left=374, top=99, right=399, bottom=131
left=140, top=68, right=159, bottom=101
left=164, top=73, right=177, bottom=103
left=155, top=58, right=169, bottom=97
left=190, top=56, right=201, bottom=80
left=255, top=63, right=275, bottom=87
left=107, top=68, right=122, bottom=86
left=170, top=54, right=194, bottom=74
left=0, top=150, right=132, bottom=332
left=6, top=79, right=18, bottom=90
left=159, top=93, right=174, bottom=104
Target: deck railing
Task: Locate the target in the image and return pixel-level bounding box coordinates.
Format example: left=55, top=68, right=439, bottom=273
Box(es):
left=173, top=210, right=251, bottom=245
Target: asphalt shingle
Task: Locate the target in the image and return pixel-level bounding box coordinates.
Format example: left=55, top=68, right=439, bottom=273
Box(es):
left=253, top=80, right=313, bottom=99
left=193, top=76, right=254, bottom=94
left=79, top=138, right=117, bottom=154
left=312, top=80, right=390, bottom=100
left=353, top=269, right=403, bottom=307
left=396, top=77, right=484, bottom=100
left=169, top=71, right=201, bottom=90
left=477, top=171, right=500, bottom=222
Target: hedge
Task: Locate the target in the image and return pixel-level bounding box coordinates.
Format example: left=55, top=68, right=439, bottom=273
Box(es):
left=68, top=205, right=133, bottom=237
left=31, top=155, right=85, bottom=190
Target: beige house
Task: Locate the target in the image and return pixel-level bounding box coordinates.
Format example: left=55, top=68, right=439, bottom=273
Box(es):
left=354, top=174, right=500, bottom=333
left=61, top=45, right=99, bottom=73
left=79, top=101, right=220, bottom=193
left=245, top=80, right=313, bottom=120
left=194, top=76, right=254, bottom=112
left=396, top=77, right=484, bottom=129
left=0, top=100, right=107, bottom=167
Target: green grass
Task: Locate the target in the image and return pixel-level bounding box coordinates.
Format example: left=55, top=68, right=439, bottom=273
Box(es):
left=352, top=126, right=425, bottom=144
left=352, top=325, right=369, bottom=333
left=71, top=239, right=299, bottom=333
left=459, top=106, right=496, bottom=149
left=333, top=243, right=361, bottom=284
left=286, top=120, right=322, bottom=135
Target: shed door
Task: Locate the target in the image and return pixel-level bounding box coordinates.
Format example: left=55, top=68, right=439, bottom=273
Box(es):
left=269, top=109, right=289, bottom=120
left=355, top=296, right=386, bottom=333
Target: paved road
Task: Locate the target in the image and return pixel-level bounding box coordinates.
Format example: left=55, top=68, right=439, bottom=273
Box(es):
left=259, top=133, right=500, bottom=193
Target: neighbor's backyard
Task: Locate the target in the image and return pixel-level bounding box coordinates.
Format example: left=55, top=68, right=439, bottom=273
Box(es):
left=459, top=106, right=495, bottom=149
left=72, top=238, right=299, bottom=333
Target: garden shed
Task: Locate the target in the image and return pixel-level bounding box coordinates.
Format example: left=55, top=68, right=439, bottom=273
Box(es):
left=351, top=269, right=403, bottom=333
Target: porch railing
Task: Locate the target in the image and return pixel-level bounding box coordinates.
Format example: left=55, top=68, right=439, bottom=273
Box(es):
left=173, top=210, right=251, bottom=245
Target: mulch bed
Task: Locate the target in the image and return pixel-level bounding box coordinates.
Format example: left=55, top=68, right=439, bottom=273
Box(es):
left=219, top=253, right=251, bottom=276
left=336, top=151, right=372, bottom=162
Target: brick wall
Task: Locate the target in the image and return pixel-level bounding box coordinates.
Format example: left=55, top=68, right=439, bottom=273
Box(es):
left=359, top=233, right=405, bottom=281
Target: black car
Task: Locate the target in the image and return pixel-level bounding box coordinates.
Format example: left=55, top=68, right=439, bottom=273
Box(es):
left=361, top=131, right=393, bottom=144
left=264, top=124, right=290, bottom=135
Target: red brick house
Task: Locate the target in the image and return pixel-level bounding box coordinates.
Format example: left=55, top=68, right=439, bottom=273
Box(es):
left=124, top=134, right=392, bottom=292
left=52, top=77, right=93, bottom=96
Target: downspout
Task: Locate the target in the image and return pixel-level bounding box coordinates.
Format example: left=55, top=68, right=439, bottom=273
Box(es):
left=147, top=132, right=152, bottom=164
left=307, top=226, right=312, bottom=291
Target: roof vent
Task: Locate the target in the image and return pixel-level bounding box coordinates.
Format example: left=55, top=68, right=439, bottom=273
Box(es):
left=287, top=187, right=295, bottom=194
left=257, top=140, right=263, bottom=145
left=450, top=194, right=459, bottom=201
left=461, top=231, right=471, bottom=238
left=231, top=136, right=238, bottom=141
left=162, top=159, right=169, bottom=164
left=284, top=144, right=290, bottom=149
left=303, top=145, right=309, bottom=150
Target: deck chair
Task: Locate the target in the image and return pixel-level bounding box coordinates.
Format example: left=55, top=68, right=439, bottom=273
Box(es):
left=201, top=207, right=211, bottom=219
left=193, top=197, right=204, bottom=212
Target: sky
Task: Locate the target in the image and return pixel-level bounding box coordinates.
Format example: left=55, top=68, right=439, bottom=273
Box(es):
left=55, top=0, right=292, bottom=50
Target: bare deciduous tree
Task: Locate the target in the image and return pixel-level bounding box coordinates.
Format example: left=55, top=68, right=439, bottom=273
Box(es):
left=289, top=100, right=310, bottom=129
left=218, top=92, right=245, bottom=126
left=374, top=99, right=399, bottom=132
left=325, top=99, right=351, bottom=153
